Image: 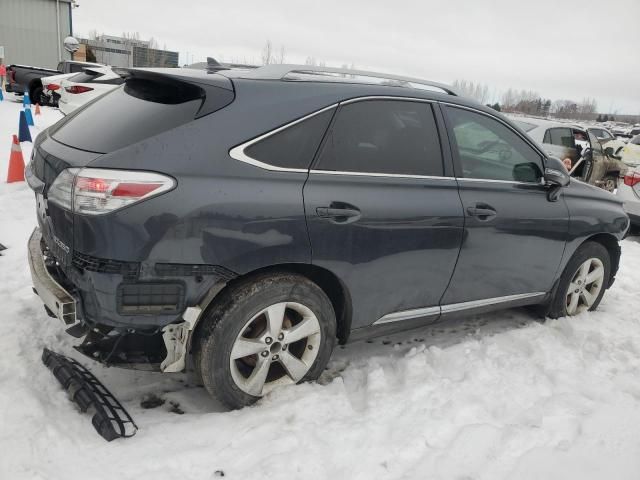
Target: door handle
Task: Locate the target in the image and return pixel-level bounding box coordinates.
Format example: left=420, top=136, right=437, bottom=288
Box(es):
left=467, top=204, right=497, bottom=220
left=316, top=204, right=361, bottom=223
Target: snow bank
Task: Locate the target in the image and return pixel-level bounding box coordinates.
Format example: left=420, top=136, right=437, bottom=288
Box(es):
left=1, top=94, right=640, bottom=480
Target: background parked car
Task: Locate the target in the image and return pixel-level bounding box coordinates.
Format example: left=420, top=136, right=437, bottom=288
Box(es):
left=620, top=135, right=640, bottom=167
left=6, top=61, right=103, bottom=105
left=510, top=116, right=626, bottom=192
left=58, top=66, right=124, bottom=115
left=617, top=142, right=640, bottom=228
left=41, top=72, right=77, bottom=108
left=586, top=126, right=627, bottom=153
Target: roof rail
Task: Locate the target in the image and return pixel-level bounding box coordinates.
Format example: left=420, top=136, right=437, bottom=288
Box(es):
left=233, top=64, right=458, bottom=96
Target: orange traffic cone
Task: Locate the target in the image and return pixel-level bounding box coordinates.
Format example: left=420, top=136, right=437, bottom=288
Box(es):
left=35, top=104, right=41, bottom=115
left=7, top=135, right=25, bottom=183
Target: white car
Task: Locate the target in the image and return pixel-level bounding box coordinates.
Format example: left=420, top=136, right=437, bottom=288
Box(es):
left=41, top=61, right=103, bottom=107
left=620, top=135, right=640, bottom=166
left=617, top=135, right=640, bottom=228
left=58, top=66, right=124, bottom=115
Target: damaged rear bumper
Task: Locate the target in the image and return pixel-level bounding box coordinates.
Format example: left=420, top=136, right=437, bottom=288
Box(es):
left=28, top=227, right=209, bottom=373
left=28, top=228, right=76, bottom=325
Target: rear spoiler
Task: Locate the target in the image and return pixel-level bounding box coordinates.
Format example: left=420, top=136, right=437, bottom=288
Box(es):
left=112, top=67, right=234, bottom=119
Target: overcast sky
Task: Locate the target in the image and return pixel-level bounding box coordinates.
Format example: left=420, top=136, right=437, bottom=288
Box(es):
left=74, top=0, right=639, bottom=114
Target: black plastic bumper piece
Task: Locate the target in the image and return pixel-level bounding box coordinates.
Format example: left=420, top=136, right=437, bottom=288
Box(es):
left=42, top=348, right=138, bottom=441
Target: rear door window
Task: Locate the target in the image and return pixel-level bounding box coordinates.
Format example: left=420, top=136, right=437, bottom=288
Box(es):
left=546, top=128, right=575, bottom=148
left=314, top=100, right=444, bottom=176
left=243, top=108, right=335, bottom=170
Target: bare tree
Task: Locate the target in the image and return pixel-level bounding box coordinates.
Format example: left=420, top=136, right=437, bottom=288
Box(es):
left=453, top=79, right=489, bottom=104
left=261, top=40, right=273, bottom=65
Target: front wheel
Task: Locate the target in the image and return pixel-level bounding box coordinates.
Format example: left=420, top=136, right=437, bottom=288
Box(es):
left=548, top=242, right=611, bottom=318
left=194, top=273, right=336, bottom=409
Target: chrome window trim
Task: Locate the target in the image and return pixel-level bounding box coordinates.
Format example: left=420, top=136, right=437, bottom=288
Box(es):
left=228, top=103, right=339, bottom=173
left=373, top=292, right=546, bottom=325
left=340, top=95, right=435, bottom=105
left=308, top=170, right=455, bottom=181
left=228, top=96, right=549, bottom=187
left=457, top=177, right=546, bottom=186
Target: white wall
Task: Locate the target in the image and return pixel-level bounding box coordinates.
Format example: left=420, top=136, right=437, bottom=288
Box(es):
left=0, top=0, right=73, bottom=68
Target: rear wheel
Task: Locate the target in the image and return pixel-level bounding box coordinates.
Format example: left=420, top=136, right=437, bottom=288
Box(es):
left=30, top=86, right=44, bottom=106
left=601, top=174, right=618, bottom=193
left=194, top=273, right=336, bottom=409
left=548, top=242, right=610, bottom=318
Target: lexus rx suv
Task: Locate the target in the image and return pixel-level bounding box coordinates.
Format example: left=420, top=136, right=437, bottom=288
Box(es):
left=27, top=65, right=629, bottom=409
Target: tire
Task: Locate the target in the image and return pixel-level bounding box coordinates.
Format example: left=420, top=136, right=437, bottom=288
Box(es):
left=194, top=273, right=336, bottom=409
left=548, top=242, right=611, bottom=319
left=601, top=174, right=618, bottom=193
left=30, top=86, right=43, bottom=106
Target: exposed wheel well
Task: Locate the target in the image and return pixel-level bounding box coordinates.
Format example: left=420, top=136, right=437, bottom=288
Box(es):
left=583, top=233, right=621, bottom=287
left=28, top=79, right=43, bottom=101
left=194, top=263, right=352, bottom=346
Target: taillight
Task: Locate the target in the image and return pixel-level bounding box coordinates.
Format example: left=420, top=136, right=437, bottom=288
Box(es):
left=47, top=84, right=60, bottom=91
left=624, top=171, right=640, bottom=187
left=65, top=85, right=94, bottom=94
left=47, top=168, right=175, bottom=215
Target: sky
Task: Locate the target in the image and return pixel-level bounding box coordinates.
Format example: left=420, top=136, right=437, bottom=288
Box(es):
left=73, top=0, right=639, bottom=114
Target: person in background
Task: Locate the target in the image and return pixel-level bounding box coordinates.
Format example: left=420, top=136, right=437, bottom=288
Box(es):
left=563, top=157, right=572, bottom=171
left=0, top=62, right=6, bottom=91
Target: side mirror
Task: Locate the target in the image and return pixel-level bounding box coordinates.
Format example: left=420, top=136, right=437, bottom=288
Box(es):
left=544, top=157, right=571, bottom=187
left=513, top=162, right=542, bottom=183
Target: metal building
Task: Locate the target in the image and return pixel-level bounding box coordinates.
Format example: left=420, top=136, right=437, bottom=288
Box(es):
left=0, top=0, right=75, bottom=68
left=80, top=35, right=179, bottom=68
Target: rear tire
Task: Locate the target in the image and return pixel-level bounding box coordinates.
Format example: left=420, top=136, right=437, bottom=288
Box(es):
left=30, top=86, right=43, bottom=106
left=601, top=174, right=618, bottom=193
left=548, top=242, right=611, bottom=319
left=194, top=273, right=336, bottom=409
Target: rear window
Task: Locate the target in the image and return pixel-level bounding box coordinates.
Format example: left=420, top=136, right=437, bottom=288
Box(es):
left=51, top=79, right=233, bottom=153
left=68, top=71, right=101, bottom=83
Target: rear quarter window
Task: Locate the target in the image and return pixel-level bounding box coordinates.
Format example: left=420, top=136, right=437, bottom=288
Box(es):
left=242, top=108, right=335, bottom=170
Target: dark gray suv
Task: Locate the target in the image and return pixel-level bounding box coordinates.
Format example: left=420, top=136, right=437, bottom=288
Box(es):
left=27, top=65, right=629, bottom=408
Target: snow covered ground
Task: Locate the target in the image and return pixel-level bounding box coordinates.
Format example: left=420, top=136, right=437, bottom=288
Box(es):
left=1, top=93, right=640, bottom=480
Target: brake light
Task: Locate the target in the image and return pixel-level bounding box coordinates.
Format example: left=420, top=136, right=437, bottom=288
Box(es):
left=65, top=85, right=94, bottom=94
left=47, top=168, right=175, bottom=215
left=47, top=84, right=60, bottom=91
left=624, top=171, right=640, bottom=187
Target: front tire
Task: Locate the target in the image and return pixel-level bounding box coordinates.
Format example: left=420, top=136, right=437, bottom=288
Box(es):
left=194, top=273, right=336, bottom=409
left=548, top=242, right=611, bottom=319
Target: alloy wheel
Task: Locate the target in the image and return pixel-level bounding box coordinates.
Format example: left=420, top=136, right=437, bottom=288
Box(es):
left=229, top=302, right=321, bottom=396
left=565, top=257, right=605, bottom=315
